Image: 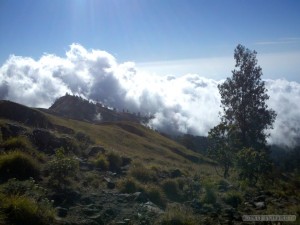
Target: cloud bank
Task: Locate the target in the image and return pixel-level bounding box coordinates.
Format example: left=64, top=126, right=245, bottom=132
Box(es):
left=0, top=43, right=300, bottom=147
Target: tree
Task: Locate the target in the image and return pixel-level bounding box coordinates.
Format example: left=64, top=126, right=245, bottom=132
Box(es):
left=208, top=44, right=276, bottom=178
left=236, top=147, right=272, bottom=185
left=218, top=44, right=276, bottom=149
left=208, top=123, right=239, bottom=178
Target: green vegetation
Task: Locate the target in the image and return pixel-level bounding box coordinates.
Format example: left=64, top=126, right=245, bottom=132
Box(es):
left=47, top=147, right=79, bottom=189
left=0, top=136, right=32, bottom=151
left=158, top=205, right=201, bottom=225
left=0, top=151, right=40, bottom=182
left=117, top=177, right=143, bottom=193
left=129, top=163, right=156, bottom=183
left=106, top=151, right=122, bottom=172
left=145, top=185, right=166, bottom=209
left=92, top=154, right=109, bottom=170
left=223, top=191, right=243, bottom=208
left=201, top=183, right=217, bottom=205
left=0, top=178, right=55, bottom=225
left=161, top=179, right=182, bottom=202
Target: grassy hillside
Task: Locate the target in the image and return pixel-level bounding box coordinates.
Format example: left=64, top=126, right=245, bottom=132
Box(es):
left=0, top=100, right=299, bottom=225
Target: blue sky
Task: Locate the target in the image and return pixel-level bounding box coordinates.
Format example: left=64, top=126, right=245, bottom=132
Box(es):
left=0, top=0, right=300, bottom=80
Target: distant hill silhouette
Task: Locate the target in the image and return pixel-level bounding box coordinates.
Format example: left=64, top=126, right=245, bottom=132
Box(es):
left=0, top=100, right=53, bottom=128
left=48, top=94, right=152, bottom=124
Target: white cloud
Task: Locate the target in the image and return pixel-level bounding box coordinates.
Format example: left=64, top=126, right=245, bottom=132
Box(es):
left=0, top=43, right=300, bottom=147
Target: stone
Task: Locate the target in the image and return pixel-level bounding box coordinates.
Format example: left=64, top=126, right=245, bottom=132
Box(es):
left=87, top=146, right=106, bottom=156
left=103, top=177, right=115, bottom=189
left=133, top=192, right=148, bottom=203
left=254, top=201, right=266, bottom=210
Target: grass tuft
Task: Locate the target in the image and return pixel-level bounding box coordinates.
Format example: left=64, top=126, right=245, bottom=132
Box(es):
left=0, top=151, right=40, bottom=182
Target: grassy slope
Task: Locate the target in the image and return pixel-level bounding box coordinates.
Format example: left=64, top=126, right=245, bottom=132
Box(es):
left=45, top=110, right=218, bottom=177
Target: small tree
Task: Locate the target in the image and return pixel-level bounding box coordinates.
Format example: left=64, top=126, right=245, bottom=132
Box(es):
left=209, top=44, right=276, bottom=179
left=237, top=147, right=272, bottom=185
left=208, top=123, right=239, bottom=178
left=48, top=148, right=79, bottom=189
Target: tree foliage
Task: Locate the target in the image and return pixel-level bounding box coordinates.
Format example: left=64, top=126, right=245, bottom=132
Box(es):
left=218, top=44, right=276, bottom=148
left=236, top=147, right=272, bottom=185
left=208, top=123, right=239, bottom=178
left=208, top=44, right=276, bottom=178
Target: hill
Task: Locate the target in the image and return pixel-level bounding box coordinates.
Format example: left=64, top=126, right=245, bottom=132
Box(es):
left=48, top=94, right=152, bottom=124
left=0, top=99, right=299, bottom=225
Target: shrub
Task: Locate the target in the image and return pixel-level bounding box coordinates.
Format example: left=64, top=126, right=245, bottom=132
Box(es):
left=161, top=179, right=182, bottom=202
left=93, top=154, right=109, bottom=170
left=177, top=177, right=201, bottom=201
left=118, top=178, right=142, bottom=193
left=0, top=178, right=55, bottom=225
left=0, top=194, right=54, bottom=225
left=223, top=191, right=243, bottom=208
left=106, top=151, right=122, bottom=172
left=0, top=136, right=32, bottom=151
left=47, top=148, right=79, bottom=189
left=130, top=163, right=155, bottom=183
left=0, top=151, right=40, bottom=182
left=201, top=183, right=217, bottom=205
left=145, top=185, right=166, bottom=208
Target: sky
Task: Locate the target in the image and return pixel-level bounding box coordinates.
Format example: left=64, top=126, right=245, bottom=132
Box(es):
left=0, top=0, right=300, bottom=147
left=0, top=0, right=300, bottom=81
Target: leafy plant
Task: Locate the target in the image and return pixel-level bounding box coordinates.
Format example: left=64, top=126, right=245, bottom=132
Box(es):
left=237, top=147, right=272, bottom=185
left=0, top=151, right=40, bottom=182
left=47, top=147, right=79, bottom=189
left=201, top=183, right=217, bottom=205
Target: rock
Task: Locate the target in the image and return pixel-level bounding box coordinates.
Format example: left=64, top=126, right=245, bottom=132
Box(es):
left=0, top=123, right=27, bottom=140
left=56, top=206, right=68, bottom=217
left=254, top=201, right=266, bottom=210
left=104, top=177, right=115, bottom=189
left=133, top=192, right=148, bottom=203
left=142, top=202, right=164, bottom=214
left=87, top=146, right=106, bottom=156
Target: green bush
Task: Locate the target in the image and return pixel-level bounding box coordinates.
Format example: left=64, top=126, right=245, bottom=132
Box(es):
left=0, top=178, right=55, bottom=225
left=161, top=179, right=182, bottom=202
left=145, top=185, right=166, bottom=209
left=201, top=183, right=217, bottom=205
left=0, top=194, right=54, bottom=225
left=106, top=151, right=122, bottom=172
left=0, top=136, right=32, bottom=151
left=93, top=154, right=109, bottom=170
left=130, top=163, right=155, bottom=183
left=47, top=148, right=79, bottom=189
left=223, top=191, right=243, bottom=208
left=0, top=151, right=40, bottom=182
left=118, top=178, right=142, bottom=193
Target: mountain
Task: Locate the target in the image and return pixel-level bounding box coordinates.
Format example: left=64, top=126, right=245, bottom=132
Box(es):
left=0, top=99, right=299, bottom=225
left=48, top=94, right=152, bottom=124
